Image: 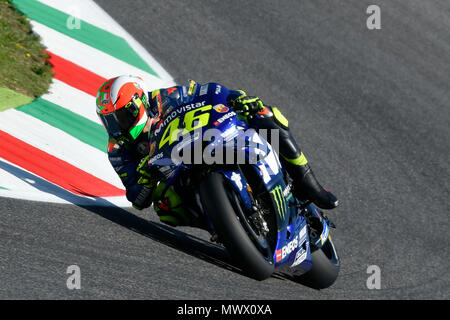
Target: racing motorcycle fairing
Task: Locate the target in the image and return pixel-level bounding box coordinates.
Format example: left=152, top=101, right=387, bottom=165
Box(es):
left=146, top=82, right=319, bottom=276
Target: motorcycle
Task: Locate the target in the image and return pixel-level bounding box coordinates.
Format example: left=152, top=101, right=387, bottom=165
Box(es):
left=147, top=83, right=340, bottom=288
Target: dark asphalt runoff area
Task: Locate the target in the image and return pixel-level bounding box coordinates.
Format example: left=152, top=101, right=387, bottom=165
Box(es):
left=0, top=0, right=448, bottom=299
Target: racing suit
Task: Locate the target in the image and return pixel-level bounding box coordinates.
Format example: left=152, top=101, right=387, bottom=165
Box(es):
left=106, top=82, right=338, bottom=227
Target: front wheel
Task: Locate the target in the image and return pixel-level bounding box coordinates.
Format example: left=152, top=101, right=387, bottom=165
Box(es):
left=199, top=172, right=275, bottom=280
left=294, top=237, right=340, bottom=289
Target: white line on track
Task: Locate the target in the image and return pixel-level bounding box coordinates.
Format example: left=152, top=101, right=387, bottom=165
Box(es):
left=1, top=0, right=176, bottom=206
left=0, top=109, right=124, bottom=190
left=30, top=21, right=174, bottom=91
left=43, top=79, right=101, bottom=124
left=37, top=0, right=174, bottom=82
left=0, top=159, right=130, bottom=206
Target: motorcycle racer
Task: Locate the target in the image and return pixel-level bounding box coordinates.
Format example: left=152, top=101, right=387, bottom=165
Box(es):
left=96, top=76, right=339, bottom=227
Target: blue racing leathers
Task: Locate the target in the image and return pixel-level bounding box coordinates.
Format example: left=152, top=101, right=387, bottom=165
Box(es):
left=106, top=81, right=338, bottom=212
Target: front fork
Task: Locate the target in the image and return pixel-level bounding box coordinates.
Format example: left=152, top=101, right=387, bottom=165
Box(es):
left=299, top=201, right=336, bottom=250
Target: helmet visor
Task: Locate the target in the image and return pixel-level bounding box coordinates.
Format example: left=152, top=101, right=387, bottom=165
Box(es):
left=99, top=113, right=123, bottom=138
left=100, top=95, right=145, bottom=138
left=115, top=99, right=141, bottom=132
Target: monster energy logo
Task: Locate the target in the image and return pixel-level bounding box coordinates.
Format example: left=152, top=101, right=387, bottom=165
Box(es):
left=270, top=185, right=287, bottom=219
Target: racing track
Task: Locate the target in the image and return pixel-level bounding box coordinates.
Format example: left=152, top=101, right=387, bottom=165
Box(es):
left=1, top=0, right=449, bottom=299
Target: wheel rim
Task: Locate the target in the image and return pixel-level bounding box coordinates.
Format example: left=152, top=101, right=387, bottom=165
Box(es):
left=227, top=188, right=274, bottom=262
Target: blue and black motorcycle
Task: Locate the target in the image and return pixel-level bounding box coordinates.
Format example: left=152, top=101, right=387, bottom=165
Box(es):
left=147, top=82, right=340, bottom=288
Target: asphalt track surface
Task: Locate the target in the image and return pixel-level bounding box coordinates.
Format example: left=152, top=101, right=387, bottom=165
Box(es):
left=1, top=0, right=449, bottom=299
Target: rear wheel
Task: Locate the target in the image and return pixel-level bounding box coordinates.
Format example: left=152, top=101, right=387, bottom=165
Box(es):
left=199, top=172, right=275, bottom=280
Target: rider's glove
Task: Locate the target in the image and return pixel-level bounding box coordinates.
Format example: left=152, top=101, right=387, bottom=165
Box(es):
left=133, top=155, right=156, bottom=210
left=136, top=155, right=156, bottom=187
left=231, top=95, right=264, bottom=116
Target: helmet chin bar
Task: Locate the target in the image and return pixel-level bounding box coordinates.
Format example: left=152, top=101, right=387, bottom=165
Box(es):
left=129, top=112, right=149, bottom=140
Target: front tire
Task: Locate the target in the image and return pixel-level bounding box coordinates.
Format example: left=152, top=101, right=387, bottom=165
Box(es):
left=294, top=237, right=340, bottom=289
left=199, top=172, right=274, bottom=280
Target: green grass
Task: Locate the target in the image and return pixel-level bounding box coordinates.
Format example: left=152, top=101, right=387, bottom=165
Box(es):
left=0, top=0, right=52, bottom=101
left=0, top=86, right=32, bottom=111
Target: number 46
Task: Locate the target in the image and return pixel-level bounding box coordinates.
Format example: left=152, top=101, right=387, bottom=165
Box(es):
left=159, top=105, right=213, bottom=149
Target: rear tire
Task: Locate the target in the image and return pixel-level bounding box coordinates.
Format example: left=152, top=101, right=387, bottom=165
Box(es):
left=294, top=238, right=340, bottom=289
left=199, top=172, right=274, bottom=280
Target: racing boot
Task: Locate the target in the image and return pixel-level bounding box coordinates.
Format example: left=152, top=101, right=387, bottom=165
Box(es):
left=152, top=183, right=192, bottom=227
left=153, top=183, right=210, bottom=229
left=248, top=105, right=339, bottom=210
left=283, top=160, right=339, bottom=210
left=155, top=199, right=210, bottom=230
left=154, top=198, right=190, bottom=227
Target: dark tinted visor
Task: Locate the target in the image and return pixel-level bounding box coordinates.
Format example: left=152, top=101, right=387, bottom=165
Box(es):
left=100, top=95, right=147, bottom=138
left=99, top=113, right=123, bottom=138
left=115, top=100, right=140, bottom=131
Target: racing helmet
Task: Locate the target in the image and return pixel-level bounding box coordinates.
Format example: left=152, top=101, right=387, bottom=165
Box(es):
left=96, top=75, right=150, bottom=139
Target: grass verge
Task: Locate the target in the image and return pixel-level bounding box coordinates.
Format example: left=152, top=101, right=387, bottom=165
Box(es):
left=0, top=0, right=52, bottom=108
left=0, top=86, right=32, bottom=111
